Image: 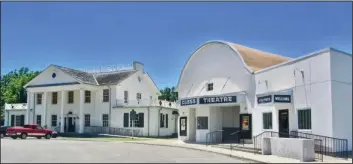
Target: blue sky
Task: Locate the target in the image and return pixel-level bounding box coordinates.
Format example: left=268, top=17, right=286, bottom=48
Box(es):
left=2, top=2, right=352, bottom=89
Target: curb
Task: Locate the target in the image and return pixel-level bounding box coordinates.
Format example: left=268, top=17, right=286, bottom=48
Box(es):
left=124, top=142, right=265, bottom=163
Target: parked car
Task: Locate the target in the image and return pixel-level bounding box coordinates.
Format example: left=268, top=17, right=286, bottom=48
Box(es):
left=6, top=124, right=56, bottom=139
left=1, top=126, right=11, bottom=138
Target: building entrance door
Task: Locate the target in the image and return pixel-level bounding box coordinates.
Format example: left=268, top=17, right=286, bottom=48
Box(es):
left=179, top=117, right=187, bottom=136
left=65, top=117, right=76, bottom=132
left=278, top=109, right=289, bottom=137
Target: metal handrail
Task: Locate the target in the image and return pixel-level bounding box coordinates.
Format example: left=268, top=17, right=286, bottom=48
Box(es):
left=253, top=131, right=323, bottom=162
left=229, top=130, right=244, bottom=151
left=290, top=131, right=349, bottom=159
left=205, top=130, right=223, bottom=146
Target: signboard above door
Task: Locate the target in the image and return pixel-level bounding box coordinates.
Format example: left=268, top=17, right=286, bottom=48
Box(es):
left=180, top=98, right=197, bottom=106
left=180, top=95, right=237, bottom=106
left=199, top=96, right=237, bottom=104
left=257, top=95, right=272, bottom=104
left=257, top=94, right=292, bottom=104
left=274, top=95, right=291, bottom=103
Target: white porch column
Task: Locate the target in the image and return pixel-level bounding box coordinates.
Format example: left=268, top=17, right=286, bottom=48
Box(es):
left=26, top=91, right=30, bottom=124
left=43, top=92, right=47, bottom=127
left=4, top=110, right=9, bottom=126
left=60, top=91, right=66, bottom=133
left=79, top=89, right=84, bottom=133
left=32, top=92, right=35, bottom=124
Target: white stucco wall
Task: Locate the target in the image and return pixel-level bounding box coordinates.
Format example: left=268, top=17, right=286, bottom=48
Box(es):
left=254, top=50, right=334, bottom=136
left=330, top=51, right=352, bottom=150
left=195, top=106, right=210, bottom=143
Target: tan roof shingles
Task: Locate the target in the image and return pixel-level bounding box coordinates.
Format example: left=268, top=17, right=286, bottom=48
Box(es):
left=229, top=43, right=291, bottom=72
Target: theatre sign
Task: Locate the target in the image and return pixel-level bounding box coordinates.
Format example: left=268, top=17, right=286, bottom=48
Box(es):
left=180, top=96, right=237, bottom=106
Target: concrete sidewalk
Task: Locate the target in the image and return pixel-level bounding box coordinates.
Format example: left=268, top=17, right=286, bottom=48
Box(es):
left=123, top=139, right=352, bottom=163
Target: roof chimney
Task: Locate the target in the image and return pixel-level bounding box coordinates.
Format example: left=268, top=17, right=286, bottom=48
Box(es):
left=133, top=61, right=144, bottom=72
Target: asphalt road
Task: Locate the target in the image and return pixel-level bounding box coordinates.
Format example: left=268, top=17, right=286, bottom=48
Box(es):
left=1, top=138, right=248, bottom=163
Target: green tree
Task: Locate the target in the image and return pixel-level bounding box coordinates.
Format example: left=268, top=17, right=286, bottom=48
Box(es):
left=158, top=86, right=178, bottom=102
left=0, top=67, right=40, bottom=122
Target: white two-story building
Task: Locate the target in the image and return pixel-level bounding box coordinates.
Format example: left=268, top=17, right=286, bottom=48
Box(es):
left=177, top=40, right=352, bottom=151
left=4, top=61, right=178, bottom=137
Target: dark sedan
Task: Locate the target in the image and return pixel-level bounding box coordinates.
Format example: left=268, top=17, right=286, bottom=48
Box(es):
left=1, top=126, right=10, bottom=138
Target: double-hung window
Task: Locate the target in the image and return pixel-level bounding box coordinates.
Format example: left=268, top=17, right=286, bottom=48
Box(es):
left=85, top=91, right=91, bottom=103
left=102, top=114, right=109, bottom=127
left=103, top=89, right=109, bottom=102
left=52, top=92, right=58, bottom=104
left=37, top=94, right=42, bottom=105
left=68, top=91, right=74, bottom=104
left=51, top=115, right=57, bottom=127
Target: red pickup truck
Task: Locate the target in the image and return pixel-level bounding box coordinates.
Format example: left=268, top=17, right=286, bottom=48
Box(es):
left=6, top=124, right=57, bottom=139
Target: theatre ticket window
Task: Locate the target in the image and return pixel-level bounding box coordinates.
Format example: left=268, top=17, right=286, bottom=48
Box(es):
left=197, top=117, right=208, bottom=129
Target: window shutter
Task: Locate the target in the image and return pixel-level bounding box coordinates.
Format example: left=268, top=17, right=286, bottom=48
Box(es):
left=160, top=113, right=163, bottom=128
left=11, top=115, right=15, bottom=126
left=124, top=113, right=129, bottom=127
left=166, top=114, right=168, bottom=128
left=20, top=115, right=25, bottom=126
left=139, top=113, right=144, bottom=128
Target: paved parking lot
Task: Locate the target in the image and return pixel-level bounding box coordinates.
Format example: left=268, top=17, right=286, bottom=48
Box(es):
left=1, top=138, right=247, bottom=163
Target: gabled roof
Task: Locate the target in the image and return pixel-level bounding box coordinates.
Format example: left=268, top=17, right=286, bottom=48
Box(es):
left=52, top=65, right=98, bottom=85
left=24, top=64, right=138, bottom=88
left=53, top=64, right=138, bottom=86
left=94, top=70, right=137, bottom=85
left=228, top=43, right=291, bottom=72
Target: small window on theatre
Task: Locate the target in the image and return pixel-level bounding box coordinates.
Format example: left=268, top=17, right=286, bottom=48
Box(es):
left=136, top=93, right=142, bottom=100
left=298, top=109, right=311, bottom=130
left=263, top=112, right=272, bottom=129
left=207, top=83, right=213, bottom=91
left=85, top=91, right=91, bottom=103
left=197, top=117, right=208, bottom=129
left=103, top=89, right=109, bottom=102
left=68, top=91, right=74, bottom=104
left=37, top=94, right=42, bottom=105
left=52, top=92, right=58, bottom=104
left=51, top=115, right=57, bottom=127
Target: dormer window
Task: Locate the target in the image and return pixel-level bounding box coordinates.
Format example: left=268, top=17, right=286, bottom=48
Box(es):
left=207, top=83, right=213, bottom=91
